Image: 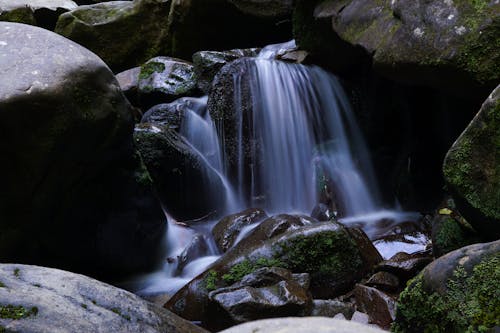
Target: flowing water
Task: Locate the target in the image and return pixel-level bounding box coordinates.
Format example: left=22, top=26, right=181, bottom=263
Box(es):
left=127, top=41, right=421, bottom=296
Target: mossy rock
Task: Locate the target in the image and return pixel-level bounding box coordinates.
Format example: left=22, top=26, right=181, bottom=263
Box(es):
left=443, top=85, right=500, bottom=238
left=393, top=240, right=500, bottom=332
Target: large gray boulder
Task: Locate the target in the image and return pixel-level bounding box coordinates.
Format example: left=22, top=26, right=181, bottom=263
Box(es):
left=443, top=85, right=500, bottom=238
left=0, top=22, right=165, bottom=280
left=0, top=264, right=207, bottom=333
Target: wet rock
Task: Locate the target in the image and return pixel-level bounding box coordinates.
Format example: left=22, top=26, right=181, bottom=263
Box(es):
left=134, top=123, right=227, bottom=221
left=345, top=227, right=383, bottom=270
left=310, top=299, right=355, bottom=319
left=137, top=57, right=199, bottom=109
left=0, top=0, right=77, bottom=30
left=193, top=48, right=259, bottom=93
left=373, top=230, right=430, bottom=260
left=140, top=96, right=207, bottom=130
left=0, top=264, right=207, bottom=333
left=55, top=0, right=171, bottom=72
left=443, top=85, right=500, bottom=238
left=311, top=203, right=334, bottom=222
left=176, top=234, right=210, bottom=274
left=212, top=208, right=268, bottom=253
left=354, top=284, right=396, bottom=329
left=376, top=252, right=433, bottom=281
left=278, top=49, right=309, bottom=63
left=365, top=271, right=400, bottom=293
left=0, top=22, right=165, bottom=280
left=116, top=67, right=141, bottom=107
left=394, top=240, right=500, bottom=333
left=165, top=222, right=380, bottom=330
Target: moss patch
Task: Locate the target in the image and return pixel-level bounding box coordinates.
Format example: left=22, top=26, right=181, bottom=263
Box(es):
left=139, top=61, right=165, bottom=80
left=222, top=258, right=285, bottom=285
left=392, top=253, right=500, bottom=332
left=0, top=305, right=38, bottom=320
left=0, top=282, right=5, bottom=288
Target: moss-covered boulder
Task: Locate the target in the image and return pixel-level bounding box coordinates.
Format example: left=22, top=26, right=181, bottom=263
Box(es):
left=0, top=264, right=208, bottom=333
left=443, top=85, right=500, bottom=238
left=295, top=0, right=499, bottom=99
left=0, top=22, right=165, bottom=280
left=55, top=0, right=171, bottom=72
left=165, top=222, right=382, bottom=330
left=393, top=240, right=500, bottom=332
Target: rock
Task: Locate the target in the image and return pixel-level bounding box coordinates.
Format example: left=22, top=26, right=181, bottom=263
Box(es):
left=227, top=0, right=293, bottom=18
left=354, top=284, right=396, bottom=329
left=140, top=96, right=207, bottom=130
left=443, top=85, right=500, bottom=238
left=0, top=22, right=165, bottom=280
left=212, top=208, right=268, bottom=253
left=74, top=0, right=122, bottom=4
left=0, top=264, right=207, bottom=333
left=55, top=0, right=171, bottom=72
left=393, top=240, right=500, bottom=332
left=365, top=271, right=400, bottom=293
left=116, top=67, right=141, bottom=107
left=193, top=48, right=259, bottom=93
left=218, top=317, right=386, bottom=333
left=310, top=299, right=355, bottom=319
left=0, top=0, right=77, bottom=30
left=376, top=252, right=433, bottom=281
left=296, top=0, right=499, bottom=98
left=134, top=123, right=227, bottom=221
left=137, top=57, right=199, bottom=109
left=176, top=233, right=210, bottom=274
left=165, top=222, right=381, bottom=330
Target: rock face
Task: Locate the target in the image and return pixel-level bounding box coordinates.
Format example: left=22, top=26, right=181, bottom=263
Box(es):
left=165, top=222, right=382, bottom=330
left=294, top=0, right=499, bottom=98
left=55, top=0, right=171, bottom=72
left=393, top=240, right=500, bottom=333
left=0, top=264, right=207, bottom=333
left=0, top=22, right=165, bottom=280
left=443, top=85, right=500, bottom=238
left=0, top=0, right=77, bottom=30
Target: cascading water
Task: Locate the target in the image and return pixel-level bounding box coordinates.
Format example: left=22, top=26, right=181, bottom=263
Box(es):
left=128, top=41, right=421, bottom=296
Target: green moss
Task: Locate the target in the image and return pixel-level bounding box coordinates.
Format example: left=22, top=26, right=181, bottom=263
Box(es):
left=81, top=303, right=88, bottom=309
left=205, top=270, right=218, bottom=291
left=133, top=151, right=153, bottom=187
left=0, top=282, right=5, bottom=288
left=13, top=268, right=20, bottom=278
left=0, top=325, right=5, bottom=333
left=139, top=61, right=165, bottom=80
left=392, top=253, right=500, bottom=332
left=0, top=8, right=36, bottom=25
left=110, top=307, right=131, bottom=321
left=222, top=258, right=285, bottom=285
left=434, top=216, right=470, bottom=257
left=0, top=305, right=38, bottom=320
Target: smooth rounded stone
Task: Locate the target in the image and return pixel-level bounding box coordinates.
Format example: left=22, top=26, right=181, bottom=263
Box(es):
left=193, top=48, right=259, bottom=93
left=141, top=96, right=208, bottom=130
left=354, top=284, right=396, bottom=329
left=137, top=57, right=199, bottom=108
left=116, top=66, right=141, bottom=106
left=0, top=0, right=77, bottom=29
left=0, top=264, right=207, bottom=333
left=212, top=208, right=268, bottom=252
left=0, top=22, right=165, bottom=279
left=376, top=252, right=433, bottom=281
left=55, top=0, right=171, bottom=72
left=311, top=300, right=355, bottom=319
left=133, top=123, right=228, bottom=221
left=365, top=271, right=400, bottom=293
left=393, top=240, right=500, bottom=332
left=443, top=85, right=500, bottom=238
left=175, top=233, right=210, bottom=274
left=295, top=0, right=499, bottom=98
left=227, top=0, right=293, bottom=18
left=218, top=317, right=386, bottom=333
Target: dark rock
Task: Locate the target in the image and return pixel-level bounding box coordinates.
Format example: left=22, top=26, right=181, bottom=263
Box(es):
left=393, top=240, right=500, bottom=333
left=134, top=123, right=227, bottom=221
left=212, top=208, right=268, bottom=253
left=137, top=57, right=199, bottom=109
left=372, top=229, right=430, bottom=260
left=0, top=22, right=165, bottom=280
left=310, top=299, right=355, bottom=319
left=376, top=252, right=433, bottom=281
left=233, top=266, right=297, bottom=288
left=116, top=67, right=141, bottom=107
left=176, top=233, right=210, bottom=274
left=443, top=85, right=500, bottom=238
left=227, top=0, right=293, bottom=18
left=0, top=0, right=77, bottom=30
left=193, top=48, right=259, bottom=93
left=55, top=0, right=171, bottom=72
left=354, top=284, right=396, bottom=329
left=311, top=203, right=333, bottom=222
left=0, top=264, right=207, bottom=333
left=140, top=96, right=207, bottom=130
left=345, top=227, right=383, bottom=270
left=365, top=271, right=400, bottom=293
left=74, top=0, right=124, bottom=4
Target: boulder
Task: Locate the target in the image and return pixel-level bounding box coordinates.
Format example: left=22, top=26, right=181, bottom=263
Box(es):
left=116, top=66, right=141, bottom=107
left=0, top=264, right=207, bottom=333
left=365, top=271, right=400, bottom=293
left=354, top=284, right=396, bottom=329
left=55, top=0, right=171, bottom=72
left=134, top=123, right=227, bottom=221
left=137, top=57, right=199, bottom=108
left=393, top=240, right=500, bottom=332
left=0, top=22, right=165, bottom=280
left=376, top=252, right=433, bottom=281
left=165, top=222, right=381, bottom=330
left=443, top=85, right=500, bottom=238
left=141, top=97, right=207, bottom=130
left=310, top=299, right=355, bottom=319
left=193, top=48, right=259, bottom=93
left=218, top=317, right=386, bottom=333
left=295, top=0, right=499, bottom=98
left=0, top=0, right=77, bottom=30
